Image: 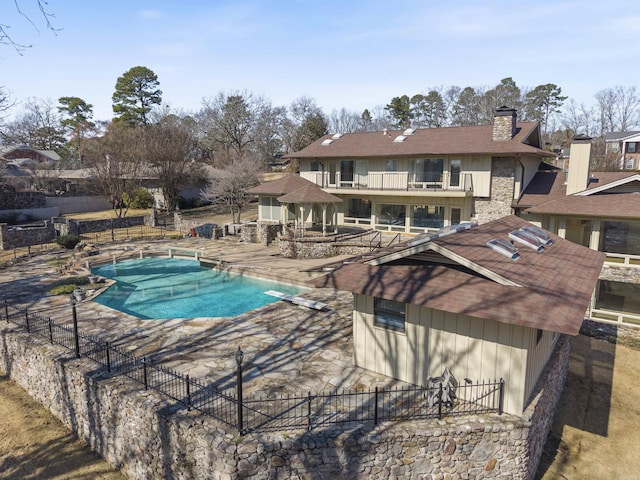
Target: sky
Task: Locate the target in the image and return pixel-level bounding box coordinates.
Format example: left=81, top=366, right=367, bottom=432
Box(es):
left=1, top=0, right=639, bottom=122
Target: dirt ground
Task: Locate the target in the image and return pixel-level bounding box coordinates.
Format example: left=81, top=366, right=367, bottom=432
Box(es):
left=1, top=334, right=639, bottom=479
left=0, top=375, right=125, bottom=480
left=536, top=334, right=640, bottom=480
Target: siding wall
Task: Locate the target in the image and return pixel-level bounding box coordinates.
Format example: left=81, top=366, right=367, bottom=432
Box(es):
left=353, top=293, right=539, bottom=416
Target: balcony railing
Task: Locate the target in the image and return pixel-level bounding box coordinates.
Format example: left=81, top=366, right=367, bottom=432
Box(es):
left=302, top=171, right=473, bottom=192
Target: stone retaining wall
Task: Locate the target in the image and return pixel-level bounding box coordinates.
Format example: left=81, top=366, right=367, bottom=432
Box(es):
left=600, top=264, right=640, bottom=283
left=277, top=237, right=372, bottom=258
left=56, top=216, right=147, bottom=236
left=0, top=221, right=57, bottom=249
left=0, top=322, right=567, bottom=479
left=240, top=223, right=282, bottom=246
left=0, top=190, right=46, bottom=210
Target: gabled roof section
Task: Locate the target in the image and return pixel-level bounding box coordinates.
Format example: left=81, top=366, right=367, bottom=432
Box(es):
left=604, top=131, right=640, bottom=142
left=246, top=174, right=317, bottom=196
left=277, top=183, right=343, bottom=204
left=285, top=122, right=552, bottom=159
left=577, top=173, right=640, bottom=196
left=310, top=216, right=605, bottom=335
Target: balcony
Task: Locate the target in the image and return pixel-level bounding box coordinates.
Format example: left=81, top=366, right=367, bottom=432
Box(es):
left=301, top=171, right=473, bottom=193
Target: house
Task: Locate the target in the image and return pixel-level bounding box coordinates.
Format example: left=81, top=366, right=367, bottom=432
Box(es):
left=0, top=145, right=61, bottom=167
left=310, top=215, right=605, bottom=416
left=258, top=107, right=552, bottom=233
left=517, top=134, right=640, bottom=328
left=604, top=131, right=640, bottom=170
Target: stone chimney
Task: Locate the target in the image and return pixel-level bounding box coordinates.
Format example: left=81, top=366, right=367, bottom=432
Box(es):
left=492, top=106, right=517, bottom=141
left=566, top=134, right=592, bottom=195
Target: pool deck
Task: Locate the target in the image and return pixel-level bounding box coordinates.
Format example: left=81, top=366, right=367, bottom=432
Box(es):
left=0, top=237, right=402, bottom=398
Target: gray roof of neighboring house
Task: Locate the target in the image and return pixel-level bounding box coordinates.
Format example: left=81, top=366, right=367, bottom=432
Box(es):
left=604, top=131, right=640, bottom=142
left=0, top=145, right=61, bottom=162
left=285, top=122, right=552, bottom=159
left=310, top=215, right=604, bottom=335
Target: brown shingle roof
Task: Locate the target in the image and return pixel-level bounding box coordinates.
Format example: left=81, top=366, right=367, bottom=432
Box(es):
left=526, top=192, right=640, bottom=218
left=286, top=123, right=551, bottom=159
left=277, top=184, right=343, bottom=204
left=311, top=216, right=604, bottom=335
left=246, top=174, right=316, bottom=195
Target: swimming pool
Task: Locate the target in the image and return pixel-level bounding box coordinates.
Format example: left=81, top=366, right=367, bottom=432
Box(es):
left=91, top=257, right=303, bottom=320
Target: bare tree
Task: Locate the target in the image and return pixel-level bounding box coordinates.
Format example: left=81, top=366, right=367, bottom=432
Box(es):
left=327, top=108, right=361, bottom=133
left=595, top=86, right=640, bottom=133
left=200, top=156, right=262, bottom=223
left=144, top=114, right=202, bottom=212
left=1, top=0, right=59, bottom=54
left=1, top=97, right=65, bottom=152
left=84, top=123, right=144, bottom=217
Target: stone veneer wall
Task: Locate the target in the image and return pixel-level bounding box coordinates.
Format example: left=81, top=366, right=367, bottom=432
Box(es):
left=0, top=221, right=56, bottom=249
left=0, top=322, right=570, bottom=479
left=56, top=216, right=147, bottom=236
left=277, top=237, right=372, bottom=258
left=0, top=191, right=46, bottom=210
left=240, top=223, right=282, bottom=246
left=473, top=157, right=516, bottom=224
left=600, top=264, right=640, bottom=283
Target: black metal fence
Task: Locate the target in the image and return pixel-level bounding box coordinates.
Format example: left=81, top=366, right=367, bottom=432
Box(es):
left=2, top=300, right=504, bottom=434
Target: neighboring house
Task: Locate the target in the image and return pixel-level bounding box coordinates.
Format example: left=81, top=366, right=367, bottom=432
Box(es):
left=0, top=145, right=61, bottom=167
left=310, top=215, right=605, bottom=416
left=517, top=134, right=640, bottom=327
left=259, top=107, right=552, bottom=233
left=604, top=131, right=640, bottom=170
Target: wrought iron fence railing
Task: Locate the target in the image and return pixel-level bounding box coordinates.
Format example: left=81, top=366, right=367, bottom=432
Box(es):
left=1, top=301, right=504, bottom=434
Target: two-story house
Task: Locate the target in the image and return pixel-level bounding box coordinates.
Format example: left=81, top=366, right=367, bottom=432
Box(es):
left=252, top=108, right=552, bottom=234
left=517, top=135, right=640, bottom=328
left=604, top=131, right=640, bottom=170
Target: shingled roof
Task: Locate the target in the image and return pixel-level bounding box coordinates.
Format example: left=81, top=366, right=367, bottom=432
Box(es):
left=286, top=123, right=552, bottom=159
left=246, top=174, right=316, bottom=195
left=310, top=216, right=604, bottom=335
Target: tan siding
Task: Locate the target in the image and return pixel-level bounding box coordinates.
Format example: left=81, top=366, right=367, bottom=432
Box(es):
left=468, top=156, right=492, bottom=197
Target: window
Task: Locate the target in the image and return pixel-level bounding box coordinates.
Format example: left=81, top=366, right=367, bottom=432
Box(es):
left=310, top=161, right=321, bottom=172
left=601, top=220, right=640, bottom=255
left=450, top=208, right=461, bottom=226
left=626, top=157, right=635, bottom=169
left=449, top=159, right=461, bottom=187
left=374, top=297, right=406, bottom=332
left=260, top=196, right=282, bottom=221
left=340, top=160, right=354, bottom=186
left=627, top=142, right=637, bottom=154
left=596, top=280, right=640, bottom=316
left=346, top=198, right=371, bottom=219
left=378, top=204, right=405, bottom=225
left=411, top=204, right=445, bottom=228
left=409, top=158, right=444, bottom=183
left=385, top=160, right=398, bottom=172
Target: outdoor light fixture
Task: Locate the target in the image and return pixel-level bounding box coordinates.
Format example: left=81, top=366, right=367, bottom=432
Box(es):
left=235, top=346, right=244, bottom=366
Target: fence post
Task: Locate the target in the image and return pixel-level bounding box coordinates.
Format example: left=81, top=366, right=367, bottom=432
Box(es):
left=143, top=358, right=148, bottom=389
left=48, top=318, right=53, bottom=344
left=307, top=391, right=312, bottom=431
left=71, top=296, right=80, bottom=358
left=24, top=309, right=30, bottom=333
left=498, top=378, right=504, bottom=415
left=4, top=300, right=8, bottom=322
left=106, top=342, right=111, bottom=373
left=235, top=347, right=244, bottom=435
left=438, top=383, right=443, bottom=419
left=186, top=375, right=191, bottom=411
left=374, top=387, right=379, bottom=425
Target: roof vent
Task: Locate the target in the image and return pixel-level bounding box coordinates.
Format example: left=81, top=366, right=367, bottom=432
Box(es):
left=437, top=221, right=477, bottom=238
left=487, top=239, right=520, bottom=260
left=403, top=128, right=416, bottom=135
left=393, top=135, right=407, bottom=143
left=332, top=133, right=344, bottom=140
left=521, top=225, right=552, bottom=246
left=321, top=139, right=334, bottom=146
left=508, top=230, right=544, bottom=252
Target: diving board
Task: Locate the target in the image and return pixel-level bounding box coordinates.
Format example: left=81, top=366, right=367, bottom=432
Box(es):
left=264, top=290, right=329, bottom=311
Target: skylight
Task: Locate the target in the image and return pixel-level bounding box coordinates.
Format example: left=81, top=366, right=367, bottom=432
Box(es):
left=321, top=139, right=334, bottom=146
left=487, top=239, right=520, bottom=260
left=521, top=225, right=552, bottom=245
left=393, top=135, right=407, bottom=143
left=408, top=232, right=439, bottom=247
left=332, top=133, right=344, bottom=139
left=403, top=128, right=416, bottom=135
left=508, top=230, right=544, bottom=252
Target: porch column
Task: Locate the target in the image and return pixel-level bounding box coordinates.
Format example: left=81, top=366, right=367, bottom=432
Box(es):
left=322, top=203, right=327, bottom=236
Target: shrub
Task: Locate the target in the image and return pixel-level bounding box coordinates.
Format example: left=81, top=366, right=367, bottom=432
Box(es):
left=124, top=187, right=154, bottom=209
left=49, top=284, right=77, bottom=295
left=55, top=234, right=81, bottom=249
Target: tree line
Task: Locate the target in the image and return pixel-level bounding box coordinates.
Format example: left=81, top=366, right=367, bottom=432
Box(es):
left=1, top=67, right=639, bottom=217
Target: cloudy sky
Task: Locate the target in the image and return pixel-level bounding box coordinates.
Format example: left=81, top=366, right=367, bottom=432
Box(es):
left=2, top=0, right=639, bottom=121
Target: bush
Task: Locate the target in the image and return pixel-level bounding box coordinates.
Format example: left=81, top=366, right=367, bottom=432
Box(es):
left=124, top=187, right=154, bottom=209
left=55, top=234, right=81, bottom=249
left=49, top=284, right=77, bottom=295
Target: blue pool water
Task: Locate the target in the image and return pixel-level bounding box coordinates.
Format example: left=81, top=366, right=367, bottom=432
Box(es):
left=91, top=257, right=303, bottom=320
